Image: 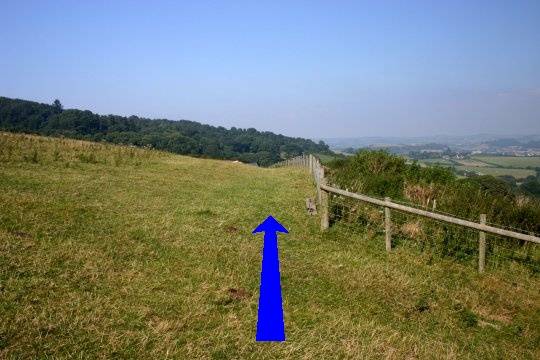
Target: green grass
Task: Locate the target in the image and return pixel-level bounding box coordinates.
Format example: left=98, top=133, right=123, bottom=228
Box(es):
left=418, top=156, right=539, bottom=180
left=455, top=159, right=490, bottom=167
left=1, top=133, right=539, bottom=359
left=472, top=156, right=540, bottom=169
left=417, top=158, right=455, bottom=166
left=454, top=165, right=536, bottom=179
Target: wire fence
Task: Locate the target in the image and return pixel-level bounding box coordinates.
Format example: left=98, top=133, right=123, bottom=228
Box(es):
left=274, top=155, right=540, bottom=274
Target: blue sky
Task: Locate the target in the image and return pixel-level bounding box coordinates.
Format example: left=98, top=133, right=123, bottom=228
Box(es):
left=1, top=0, right=539, bottom=138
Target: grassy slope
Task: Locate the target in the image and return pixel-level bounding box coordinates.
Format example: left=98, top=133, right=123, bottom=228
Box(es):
left=454, top=166, right=536, bottom=179
left=1, top=133, right=539, bottom=359
left=472, top=156, right=540, bottom=168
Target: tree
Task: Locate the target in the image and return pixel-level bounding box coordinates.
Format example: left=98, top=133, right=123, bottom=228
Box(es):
left=0, top=96, right=333, bottom=166
left=520, top=177, right=540, bottom=197
left=52, top=99, right=63, bottom=113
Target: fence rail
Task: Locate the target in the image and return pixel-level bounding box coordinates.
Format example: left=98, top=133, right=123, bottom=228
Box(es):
left=274, top=155, right=540, bottom=273
left=319, top=183, right=540, bottom=244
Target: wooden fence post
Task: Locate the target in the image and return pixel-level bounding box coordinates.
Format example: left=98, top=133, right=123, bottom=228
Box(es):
left=384, top=197, right=392, bottom=252
left=479, top=214, right=486, bottom=273
left=317, top=166, right=324, bottom=205
left=320, top=168, right=329, bottom=230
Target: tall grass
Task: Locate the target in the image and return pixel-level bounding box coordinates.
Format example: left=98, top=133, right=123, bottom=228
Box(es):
left=0, top=132, right=161, bottom=167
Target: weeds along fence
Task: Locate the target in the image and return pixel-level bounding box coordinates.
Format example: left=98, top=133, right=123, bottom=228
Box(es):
left=273, top=155, right=540, bottom=273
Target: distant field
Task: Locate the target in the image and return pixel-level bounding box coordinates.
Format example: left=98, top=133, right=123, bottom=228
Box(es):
left=455, top=166, right=536, bottom=179
left=472, top=156, right=540, bottom=168
left=416, top=156, right=539, bottom=180
left=455, top=159, right=490, bottom=167
left=417, top=158, right=454, bottom=166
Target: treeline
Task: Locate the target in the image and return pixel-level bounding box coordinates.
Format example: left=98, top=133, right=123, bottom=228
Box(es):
left=0, top=97, right=331, bottom=166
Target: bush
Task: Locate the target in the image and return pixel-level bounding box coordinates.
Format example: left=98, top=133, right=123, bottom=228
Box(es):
left=326, top=150, right=540, bottom=267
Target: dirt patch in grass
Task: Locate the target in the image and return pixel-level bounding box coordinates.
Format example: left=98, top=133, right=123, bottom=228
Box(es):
left=227, top=288, right=251, bottom=300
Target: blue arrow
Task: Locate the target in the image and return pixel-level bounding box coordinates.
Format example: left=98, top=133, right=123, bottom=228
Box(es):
left=252, top=215, right=288, bottom=342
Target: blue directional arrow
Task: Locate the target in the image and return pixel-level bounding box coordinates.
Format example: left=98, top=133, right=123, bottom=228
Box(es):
left=252, top=215, right=288, bottom=342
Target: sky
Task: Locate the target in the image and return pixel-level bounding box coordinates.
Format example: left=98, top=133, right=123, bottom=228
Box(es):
left=1, top=0, right=539, bottom=138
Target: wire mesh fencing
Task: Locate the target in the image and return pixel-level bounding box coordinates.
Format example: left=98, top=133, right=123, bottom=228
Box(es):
left=327, top=192, right=540, bottom=274
left=276, top=155, right=540, bottom=274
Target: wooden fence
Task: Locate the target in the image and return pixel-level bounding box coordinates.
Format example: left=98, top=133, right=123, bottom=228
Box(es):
left=273, top=155, right=540, bottom=273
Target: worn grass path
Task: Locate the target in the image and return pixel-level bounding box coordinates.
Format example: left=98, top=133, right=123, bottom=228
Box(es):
left=1, top=133, right=539, bottom=359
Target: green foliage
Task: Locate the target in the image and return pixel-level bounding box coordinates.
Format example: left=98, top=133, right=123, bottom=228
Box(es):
left=327, top=150, right=540, bottom=270
left=328, top=150, right=540, bottom=232
left=520, top=176, right=540, bottom=197
left=409, top=163, right=455, bottom=185
left=52, top=99, right=63, bottom=113
left=0, top=96, right=331, bottom=166
left=329, top=150, right=409, bottom=198
left=328, top=150, right=454, bottom=198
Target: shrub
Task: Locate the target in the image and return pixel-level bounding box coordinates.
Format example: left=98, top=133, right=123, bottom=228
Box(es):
left=326, top=150, right=540, bottom=268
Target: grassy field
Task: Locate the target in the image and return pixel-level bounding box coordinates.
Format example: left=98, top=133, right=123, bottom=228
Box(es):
left=1, top=133, right=539, bottom=359
left=416, top=156, right=539, bottom=180
left=472, top=156, right=540, bottom=169
left=416, top=158, right=455, bottom=166
left=455, top=159, right=490, bottom=167
left=454, top=165, right=536, bottom=179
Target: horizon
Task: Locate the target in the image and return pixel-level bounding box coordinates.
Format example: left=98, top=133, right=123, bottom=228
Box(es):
left=320, top=133, right=540, bottom=140
left=4, top=94, right=540, bottom=141
left=2, top=1, right=539, bottom=138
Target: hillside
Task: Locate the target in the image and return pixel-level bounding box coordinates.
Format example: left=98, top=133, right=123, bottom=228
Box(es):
left=0, top=96, right=330, bottom=166
left=1, top=133, right=539, bottom=359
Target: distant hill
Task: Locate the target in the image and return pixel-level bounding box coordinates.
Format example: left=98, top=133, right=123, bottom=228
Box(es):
left=0, top=96, right=330, bottom=166
left=322, top=134, right=540, bottom=152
